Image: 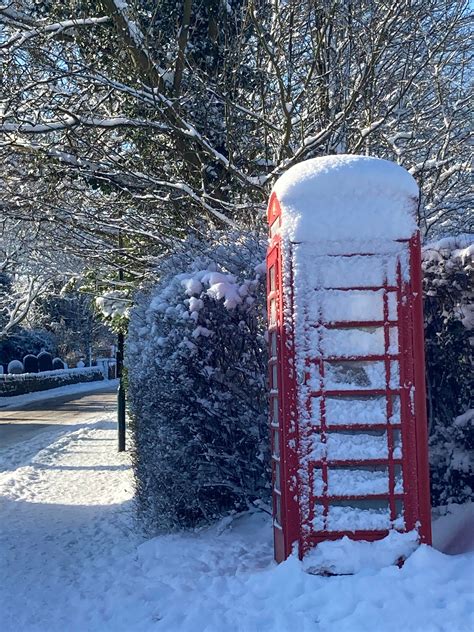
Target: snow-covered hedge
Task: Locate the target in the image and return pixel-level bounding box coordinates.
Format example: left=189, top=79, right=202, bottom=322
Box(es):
left=0, top=367, right=104, bottom=396
left=126, top=227, right=472, bottom=528
left=423, top=235, right=473, bottom=505
left=126, top=232, right=269, bottom=532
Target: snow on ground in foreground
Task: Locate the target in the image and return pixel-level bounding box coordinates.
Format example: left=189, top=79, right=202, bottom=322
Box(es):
left=1, top=417, right=473, bottom=632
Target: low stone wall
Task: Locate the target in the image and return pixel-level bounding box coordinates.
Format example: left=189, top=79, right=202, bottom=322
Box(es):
left=0, top=367, right=104, bottom=397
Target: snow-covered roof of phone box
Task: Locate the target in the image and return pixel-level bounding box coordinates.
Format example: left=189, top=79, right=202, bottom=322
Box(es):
left=272, top=155, right=419, bottom=243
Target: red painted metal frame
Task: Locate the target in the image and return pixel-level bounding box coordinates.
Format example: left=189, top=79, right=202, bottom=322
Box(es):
left=266, top=192, right=431, bottom=563
left=267, top=194, right=301, bottom=561
left=410, top=234, right=432, bottom=544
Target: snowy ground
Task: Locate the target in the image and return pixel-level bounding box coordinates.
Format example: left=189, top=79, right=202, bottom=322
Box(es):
left=1, top=414, right=473, bottom=632
left=0, top=378, right=116, bottom=410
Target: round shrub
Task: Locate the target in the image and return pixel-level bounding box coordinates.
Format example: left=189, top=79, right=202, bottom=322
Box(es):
left=7, top=360, right=24, bottom=374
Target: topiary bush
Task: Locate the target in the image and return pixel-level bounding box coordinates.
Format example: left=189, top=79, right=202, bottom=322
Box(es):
left=23, top=354, right=39, bottom=373
left=52, top=357, right=65, bottom=370
left=422, top=235, right=473, bottom=506
left=37, top=350, right=53, bottom=372
left=7, top=359, right=24, bottom=374
left=126, top=231, right=269, bottom=532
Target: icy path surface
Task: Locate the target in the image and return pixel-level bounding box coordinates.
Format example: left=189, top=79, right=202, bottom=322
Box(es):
left=1, top=417, right=473, bottom=632
left=0, top=378, right=118, bottom=410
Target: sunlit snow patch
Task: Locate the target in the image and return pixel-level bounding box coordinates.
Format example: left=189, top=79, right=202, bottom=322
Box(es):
left=302, top=530, right=419, bottom=575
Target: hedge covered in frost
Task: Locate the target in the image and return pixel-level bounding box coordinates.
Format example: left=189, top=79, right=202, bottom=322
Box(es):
left=126, top=230, right=472, bottom=532
left=423, top=235, right=473, bottom=506
left=126, top=232, right=269, bottom=532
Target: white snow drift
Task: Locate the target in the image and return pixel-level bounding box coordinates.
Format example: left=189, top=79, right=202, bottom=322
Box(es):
left=0, top=414, right=473, bottom=632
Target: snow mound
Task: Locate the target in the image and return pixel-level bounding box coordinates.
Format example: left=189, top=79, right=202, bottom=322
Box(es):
left=272, top=155, right=419, bottom=243
left=302, top=530, right=419, bottom=575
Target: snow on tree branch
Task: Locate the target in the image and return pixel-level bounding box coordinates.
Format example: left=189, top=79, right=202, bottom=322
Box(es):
left=0, top=0, right=471, bottom=282
left=0, top=16, right=110, bottom=50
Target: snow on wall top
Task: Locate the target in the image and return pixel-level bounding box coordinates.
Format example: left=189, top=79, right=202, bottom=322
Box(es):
left=272, top=155, right=419, bottom=243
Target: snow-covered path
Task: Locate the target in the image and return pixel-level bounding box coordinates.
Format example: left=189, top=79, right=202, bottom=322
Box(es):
left=1, top=415, right=473, bottom=632
left=0, top=418, right=139, bottom=631
left=0, top=381, right=117, bottom=448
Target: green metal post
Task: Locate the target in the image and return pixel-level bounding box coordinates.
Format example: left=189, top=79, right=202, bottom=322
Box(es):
left=117, top=330, right=126, bottom=452
left=117, top=229, right=126, bottom=452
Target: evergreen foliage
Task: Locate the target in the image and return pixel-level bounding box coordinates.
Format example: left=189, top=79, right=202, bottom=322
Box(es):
left=37, top=350, right=54, bottom=372
left=0, top=328, right=56, bottom=370
left=7, top=360, right=24, bottom=374
left=32, top=289, right=114, bottom=362
left=423, top=236, right=473, bottom=505
left=52, top=357, right=66, bottom=370
left=126, top=231, right=269, bottom=532
left=23, top=354, right=39, bottom=373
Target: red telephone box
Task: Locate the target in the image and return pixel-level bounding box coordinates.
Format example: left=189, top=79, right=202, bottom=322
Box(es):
left=267, top=155, right=431, bottom=567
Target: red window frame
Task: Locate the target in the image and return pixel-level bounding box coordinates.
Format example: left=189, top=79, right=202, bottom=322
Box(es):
left=267, top=194, right=431, bottom=563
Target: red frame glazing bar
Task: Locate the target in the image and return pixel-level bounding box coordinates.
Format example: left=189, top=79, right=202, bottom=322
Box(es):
left=266, top=191, right=431, bottom=563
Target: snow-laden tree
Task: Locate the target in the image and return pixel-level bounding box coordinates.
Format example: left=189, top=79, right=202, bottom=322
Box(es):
left=125, top=231, right=268, bottom=531
left=0, top=0, right=472, bottom=284
left=0, top=218, right=82, bottom=338
left=29, top=287, right=114, bottom=364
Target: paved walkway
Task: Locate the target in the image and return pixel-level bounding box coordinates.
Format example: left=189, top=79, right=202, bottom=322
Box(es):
left=0, top=385, right=117, bottom=449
